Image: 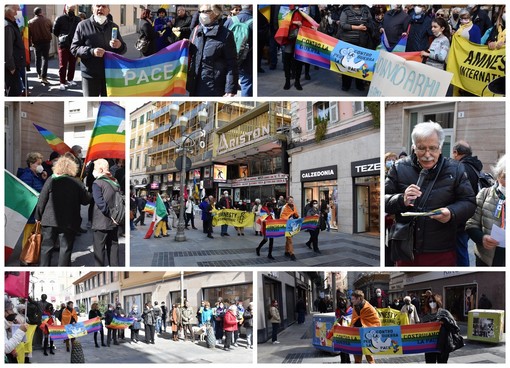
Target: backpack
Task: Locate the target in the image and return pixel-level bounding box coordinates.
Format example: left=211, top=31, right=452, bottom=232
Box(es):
left=100, top=178, right=125, bottom=225
left=477, top=171, right=496, bottom=192
left=228, top=16, right=253, bottom=65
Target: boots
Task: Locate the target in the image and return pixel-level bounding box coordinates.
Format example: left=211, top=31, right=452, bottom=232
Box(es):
left=283, top=79, right=291, bottom=90
left=268, top=242, right=275, bottom=260
left=294, top=79, right=302, bottom=90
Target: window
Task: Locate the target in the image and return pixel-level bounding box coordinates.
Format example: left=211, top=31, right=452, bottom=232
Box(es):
left=143, top=293, right=152, bottom=306
left=124, top=272, right=129, bottom=279
left=130, top=138, right=135, bottom=149
left=306, top=102, right=313, bottom=130
left=144, top=154, right=148, bottom=167
left=120, top=5, right=126, bottom=25
left=140, top=114, right=145, bottom=124
left=136, top=155, right=140, bottom=169
left=146, top=111, right=151, bottom=121
left=353, top=102, right=364, bottom=114
left=131, top=119, right=137, bottom=129
left=74, top=125, right=86, bottom=138
left=137, top=135, right=142, bottom=146
left=329, top=101, right=339, bottom=124
left=203, top=283, right=253, bottom=305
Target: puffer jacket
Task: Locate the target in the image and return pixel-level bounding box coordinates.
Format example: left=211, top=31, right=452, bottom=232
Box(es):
left=181, top=306, right=194, bottom=325
left=187, top=23, right=238, bottom=96
left=385, top=154, right=476, bottom=254
left=269, top=306, right=280, bottom=323
left=405, top=14, right=433, bottom=52
left=465, top=185, right=505, bottom=266
left=337, top=5, right=373, bottom=47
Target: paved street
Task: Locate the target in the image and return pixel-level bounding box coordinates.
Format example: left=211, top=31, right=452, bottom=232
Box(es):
left=130, top=218, right=379, bottom=267
left=23, top=31, right=144, bottom=97
left=31, top=320, right=252, bottom=364
left=7, top=206, right=126, bottom=267
left=258, top=313, right=505, bottom=364
left=258, top=59, right=369, bottom=97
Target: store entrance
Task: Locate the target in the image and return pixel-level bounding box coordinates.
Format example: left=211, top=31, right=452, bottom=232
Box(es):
left=444, top=284, right=478, bottom=322
left=354, top=176, right=380, bottom=235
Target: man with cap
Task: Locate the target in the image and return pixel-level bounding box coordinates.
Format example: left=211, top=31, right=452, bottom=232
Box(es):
left=216, top=190, right=232, bottom=236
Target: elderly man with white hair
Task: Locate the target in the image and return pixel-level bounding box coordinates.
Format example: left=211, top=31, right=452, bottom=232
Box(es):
left=385, top=121, right=476, bottom=267
left=91, top=159, right=122, bottom=266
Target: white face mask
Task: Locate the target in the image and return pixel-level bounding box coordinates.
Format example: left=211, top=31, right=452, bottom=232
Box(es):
left=313, top=203, right=318, bottom=208
left=376, top=292, right=381, bottom=297
left=414, top=6, right=423, bottom=15
left=502, top=14, right=506, bottom=22
left=93, top=14, right=107, bottom=25
left=199, top=13, right=211, bottom=26
left=390, top=5, right=400, bottom=11
left=498, top=184, right=505, bottom=196
left=92, top=170, right=100, bottom=179
left=460, top=18, right=470, bottom=24
left=386, top=160, right=394, bottom=169
left=36, top=165, right=44, bottom=174
left=433, top=30, right=442, bottom=37
left=429, top=302, right=437, bottom=309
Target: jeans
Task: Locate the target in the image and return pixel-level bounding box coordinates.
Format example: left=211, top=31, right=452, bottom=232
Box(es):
left=245, top=326, right=253, bottom=347
left=239, top=71, right=253, bottom=97
left=221, top=224, right=229, bottom=235
left=34, top=42, right=51, bottom=78
left=271, top=322, right=279, bottom=342
left=456, top=231, right=470, bottom=266
left=155, top=317, right=162, bottom=333
left=145, top=324, right=155, bottom=343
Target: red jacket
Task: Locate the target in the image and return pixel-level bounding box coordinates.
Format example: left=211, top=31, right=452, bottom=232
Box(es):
left=223, top=310, right=238, bottom=332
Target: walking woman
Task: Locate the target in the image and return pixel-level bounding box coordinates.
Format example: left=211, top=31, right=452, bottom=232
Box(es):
left=88, top=302, right=106, bottom=347
left=305, top=199, right=322, bottom=253
left=256, top=201, right=276, bottom=259
left=42, top=304, right=55, bottom=356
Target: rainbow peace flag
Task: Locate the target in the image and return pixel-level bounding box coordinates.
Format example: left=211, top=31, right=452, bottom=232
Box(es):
left=19, top=5, right=30, bottom=66
left=47, top=325, right=68, bottom=340
left=265, top=219, right=288, bottom=238
left=84, top=317, right=103, bottom=333
left=144, top=201, right=156, bottom=214
left=108, top=316, right=135, bottom=329
left=301, top=216, right=319, bottom=231
left=258, top=5, right=270, bottom=21
left=84, top=102, right=125, bottom=164
left=47, top=317, right=103, bottom=340
left=274, top=9, right=319, bottom=45
left=331, top=322, right=441, bottom=355
left=33, top=124, right=72, bottom=155
left=104, top=40, right=188, bottom=97
left=377, top=31, right=409, bottom=53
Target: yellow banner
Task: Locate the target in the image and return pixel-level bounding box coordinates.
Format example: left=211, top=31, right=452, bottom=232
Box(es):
left=212, top=209, right=255, bottom=227
left=376, top=307, right=408, bottom=326
left=446, top=35, right=505, bottom=96
left=16, top=324, right=37, bottom=363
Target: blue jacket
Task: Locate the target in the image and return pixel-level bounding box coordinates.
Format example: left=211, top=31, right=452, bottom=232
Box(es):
left=405, top=14, right=433, bottom=52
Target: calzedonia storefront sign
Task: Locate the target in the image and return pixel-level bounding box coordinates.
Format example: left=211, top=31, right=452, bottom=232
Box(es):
left=300, top=165, right=338, bottom=182
left=351, top=158, right=380, bottom=177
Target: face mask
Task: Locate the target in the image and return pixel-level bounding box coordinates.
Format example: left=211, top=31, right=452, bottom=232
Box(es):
left=199, top=13, right=211, bottom=26
left=453, top=14, right=459, bottom=20
left=395, top=302, right=399, bottom=306
left=385, top=160, right=394, bottom=169
left=68, top=10, right=75, bottom=17
left=405, top=300, right=411, bottom=305
left=93, top=14, right=107, bottom=25
left=390, top=5, right=400, bottom=11
left=460, top=19, right=470, bottom=25
left=92, top=170, right=100, bottom=179
left=433, top=30, right=442, bottom=37
left=133, top=308, right=138, bottom=312
left=414, top=6, right=423, bottom=15
left=503, top=14, right=506, bottom=22
left=36, top=165, right=44, bottom=174
left=6, top=313, right=18, bottom=322
left=376, top=292, right=381, bottom=297
left=109, top=307, right=114, bottom=311
left=313, top=204, right=318, bottom=208
left=429, top=302, right=437, bottom=309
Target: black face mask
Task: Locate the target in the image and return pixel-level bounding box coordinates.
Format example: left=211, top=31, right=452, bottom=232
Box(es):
left=453, top=14, right=459, bottom=20
left=6, top=313, right=18, bottom=322
left=68, top=11, right=75, bottom=17
left=67, top=306, right=73, bottom=311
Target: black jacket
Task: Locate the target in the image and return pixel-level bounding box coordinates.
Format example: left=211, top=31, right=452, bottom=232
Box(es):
left=53, top=13, right=80, bottom=48
left=459, top=155, right=483, bottom=195
left=92, top=177, right=121, bottom=231
left=385, top=154, right=476, bottom=253
left=405, top=14, right=433, bottom=52
left=174, top=14, right=192, bottom=40
left=337, top=6, right=373, bottom=48
left=70, top=16, right=127, bottom=79
left=139, top=19, right=157, bottom=56
left=35, top=175, right=91, bottom=233
left=187, top=23, right=238, bottom=96
left=381, top=9, right=410, bottom=48
left=5, top=17, right=26, bottom=71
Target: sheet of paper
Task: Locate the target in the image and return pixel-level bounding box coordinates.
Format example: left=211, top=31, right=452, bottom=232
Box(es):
left=490, top=224, right=506, bottom=248
left=400, top=209, right=442, bottom=217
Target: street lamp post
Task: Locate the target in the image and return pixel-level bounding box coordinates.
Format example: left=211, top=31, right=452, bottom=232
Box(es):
left=174, top=108, right=208, bottom=242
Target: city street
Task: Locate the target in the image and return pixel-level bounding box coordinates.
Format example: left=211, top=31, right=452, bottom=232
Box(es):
left=6, top=206, right=126, bottom=267
left=258, top=60, right=369, bottom=97
left=30, top=320, right=252, bottom=364
left=258, top=313, right=505, bottom=364
left=23, top=32, right=147, bottom=97
left=130, top=219, right=380, bottom=267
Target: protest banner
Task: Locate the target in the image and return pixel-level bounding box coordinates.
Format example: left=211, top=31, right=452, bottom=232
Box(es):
left=447, top=35, right=505, bottom=96
left=376, top=307, right=407, bottom=326
left=108, top=316, right=135, bottom=329
left=47, top=317, right=102, bottom=340
left=264, top=216, right=319, bottom=238
left=331, top=322, right=441, bottom=356
left=212, top=209, right=255, bottom=228
left=295, top=28, right=423, bottom=81
left=368, top=50, right=453, bottom=97
left=104, top=40, right=188, bottom=97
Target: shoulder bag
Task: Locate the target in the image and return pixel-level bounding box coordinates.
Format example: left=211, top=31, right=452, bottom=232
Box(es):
left=20, top=221, right=42, bottom=265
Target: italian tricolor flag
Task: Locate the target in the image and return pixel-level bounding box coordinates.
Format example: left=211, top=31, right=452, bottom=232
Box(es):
left=4, top=170, right=39, bottom=261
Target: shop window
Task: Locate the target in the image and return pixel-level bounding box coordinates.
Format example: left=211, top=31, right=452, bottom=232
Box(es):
left=203, top=283, right=253, bottom=305
left=353, top=101, right=364, bottom=114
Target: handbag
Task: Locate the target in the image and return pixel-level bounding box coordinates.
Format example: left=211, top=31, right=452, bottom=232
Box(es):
left=389, top=158, right=444, bottom=262
left=448, top=332, right=465, bottom=352
left=135, top=36, right=150, bottom=53
left=20, top=221, right=42, bottom=265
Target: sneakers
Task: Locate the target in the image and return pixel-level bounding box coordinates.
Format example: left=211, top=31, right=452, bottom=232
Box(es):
left=267, top=255, right=275, bottom=260
left=41, top=77, right=49, bottom=84
left=68, top=80, right=77, bottom=86
left=272, top=341, right=280, bottom=344
left=284, top=252, right=291, bottom=258
left=59, top=84, right=66, bottom=91
left=290, top=254, right=297, bottom=261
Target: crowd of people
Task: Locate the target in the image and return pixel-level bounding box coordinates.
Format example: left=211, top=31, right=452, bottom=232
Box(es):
left=258, top=5, right=505, bottom=94
left=4, top=294, right=253, bottom=363
left=13, top=150, right=125, bottom=267
left=5, top=4, right=253, bottom=97
left=385, top=121, right=505, bottom=267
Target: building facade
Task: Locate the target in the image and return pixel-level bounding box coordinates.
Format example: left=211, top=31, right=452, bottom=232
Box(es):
left=72, top=272, right=122, bottom=314
left=385, top=101, right=505, bottom=171
left=63, top=100, right=100, bottom=159
left=289, top=101, right=380, bottom=234
left=130, top=101, right=154, bottom=193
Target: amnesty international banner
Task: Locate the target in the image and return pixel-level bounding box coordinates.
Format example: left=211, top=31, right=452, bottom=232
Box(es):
left=104, top=40, right=189, bottom=97
left=447, top=35, right=505, bottom=96
left=212, top=209, right=255, bottom=227
left=331, top=322, right=441, bottom=356
left=376, top=307, right=408, bottom=326
left=368, top=50, right=453, bottom=97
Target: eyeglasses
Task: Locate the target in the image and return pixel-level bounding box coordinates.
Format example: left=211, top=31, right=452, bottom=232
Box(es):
left=415, top=146, right=440, bottom=153
left=198, top=10, right=213, bottom=14
left=436, top=13, right=445, bottom=17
